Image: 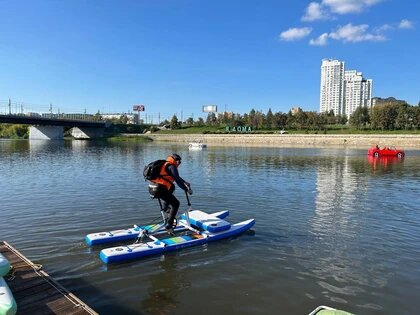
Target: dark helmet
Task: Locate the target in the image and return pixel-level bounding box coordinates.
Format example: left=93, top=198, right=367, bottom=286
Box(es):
left=169, top=153, right=182, bottom=163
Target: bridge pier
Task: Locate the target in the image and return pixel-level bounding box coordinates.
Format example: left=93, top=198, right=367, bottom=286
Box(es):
left=70, top=127, right=105, bottom=139
left=29, top=126, right=64, bottom=140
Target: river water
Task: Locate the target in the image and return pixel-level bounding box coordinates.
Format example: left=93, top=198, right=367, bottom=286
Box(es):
left=1, top=139, right=419, bottom=315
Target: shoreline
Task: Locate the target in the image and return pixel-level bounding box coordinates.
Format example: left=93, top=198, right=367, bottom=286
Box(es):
left=131, top=133, right=420, bottom=148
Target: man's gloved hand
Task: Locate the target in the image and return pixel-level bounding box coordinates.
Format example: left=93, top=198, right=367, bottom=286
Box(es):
left=185, top=182, right=193, bottom=195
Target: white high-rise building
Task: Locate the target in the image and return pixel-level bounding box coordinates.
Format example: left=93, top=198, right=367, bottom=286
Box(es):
left=320, top=59, right=373, bottom=118
left=344, top=71, right=372, bottom=117
left=320, top=59, right=345, bottom=115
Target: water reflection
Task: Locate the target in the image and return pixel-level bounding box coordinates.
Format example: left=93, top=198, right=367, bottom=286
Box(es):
left=0, top=139, right=29, bottom=152
left=308, top=155, right=387, bottom=309
left=141, top=255, right=190, bottom=315
left=29, top=139, right=62, bottom=153
left=367, top=155, right=404, bottom=174
left=70, top=139, right=89, bottom=151
left=1, top=140, right=419, bottom=314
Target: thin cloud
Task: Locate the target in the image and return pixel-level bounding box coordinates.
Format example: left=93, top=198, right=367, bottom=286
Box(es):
left=324, top=0, right=384, bottom=14
left=302, top=0, right=384, bottom=21
left=375, top=24, right=393, bottom=33
left=399, top=19, right=414, bottom=29
left=279, top=27, right=312, bottom=41
left=375, top=19, right=415, bottom=33
left=309, top=33, right=329, bottom=45
left=302, top=2, right=330, bottom=22
left=329, top=23, right=385, bottom=42
left=309, top=23, right=386, bottom=45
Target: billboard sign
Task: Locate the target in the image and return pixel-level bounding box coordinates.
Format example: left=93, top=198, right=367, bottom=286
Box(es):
left=202, top=105, right=217, bottom=113
left=133, top=105, right=145, bottom=112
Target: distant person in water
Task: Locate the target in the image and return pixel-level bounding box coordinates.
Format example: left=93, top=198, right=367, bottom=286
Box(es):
left=147, top=153, right=192, bottom=235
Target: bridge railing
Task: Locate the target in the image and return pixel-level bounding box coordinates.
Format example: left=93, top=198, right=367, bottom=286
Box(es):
left=0, top=100, right=101, bottom=122
left=0, top=111, right=101, bottom=122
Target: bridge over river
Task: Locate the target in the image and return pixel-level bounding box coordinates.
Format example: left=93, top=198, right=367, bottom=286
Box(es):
left=0, top=114, right=108, bottom=139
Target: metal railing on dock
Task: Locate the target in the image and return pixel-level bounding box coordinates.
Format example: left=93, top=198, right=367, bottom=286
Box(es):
left=0, top=241, right=98, bottom=315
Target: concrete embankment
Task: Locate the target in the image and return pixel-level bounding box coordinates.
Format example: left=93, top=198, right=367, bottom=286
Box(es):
left=137, top=133, right=420, bottom=148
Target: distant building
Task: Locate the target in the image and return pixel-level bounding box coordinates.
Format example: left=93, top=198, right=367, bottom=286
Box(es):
left=25, top=112, right=41, bottom=117
left=41, top=113, right=94, bottom=120
left=344, top=71, right=372, bottom=117
left=217, top=111, right=234, bottom=120
left=101, top=113, right=139, bottom=124
left=290, top=107, right=303, bottom=115
left=320, top=59, right=345, bottom=116
left=320, top=59, right=373, bottom=118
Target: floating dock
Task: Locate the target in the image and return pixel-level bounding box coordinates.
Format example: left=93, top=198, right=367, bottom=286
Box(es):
left=0, top=241, right=97, bottom=315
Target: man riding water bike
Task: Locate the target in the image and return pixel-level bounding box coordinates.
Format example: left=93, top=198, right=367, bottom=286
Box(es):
left=148, top=153, right=192, bottom=234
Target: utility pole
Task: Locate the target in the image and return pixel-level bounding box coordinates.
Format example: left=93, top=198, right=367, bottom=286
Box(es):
left=8, top=99, right=11, bottom=115
left=158, top=112, right=160, bottom=124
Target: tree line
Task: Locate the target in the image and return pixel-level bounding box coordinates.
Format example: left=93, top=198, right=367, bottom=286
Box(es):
left=166, top=99, right=420, bottom=131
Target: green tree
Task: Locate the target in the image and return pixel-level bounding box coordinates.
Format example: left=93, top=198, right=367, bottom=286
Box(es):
left=170, top=115, right=180, bottom=129
left=0, top=124, right=28, bottom=138
left=185, top=117, right=194, bottom=126
left=349, top=106, right=370, bottom=129
left=266, top=108, right=274, bottom=129
left=206, top=113, right=217, bottom=125
left=294, top=111, right=308, bottom=129
left=253, top=110, right=265, bottom=129
left=274, top=112, right=287, bottom=129
left=306, top=111, right=323, bottom=130
left=286, top=111, right=295, bottom=129
left=232, top=113, right=244, bottom=127
left=395, top=103, right=410, bottom=130
left=371, top=104, right=398, bottom=130
left=195, top=117, right=205, bottom=126
left=247, top=109, right=256, bottom=126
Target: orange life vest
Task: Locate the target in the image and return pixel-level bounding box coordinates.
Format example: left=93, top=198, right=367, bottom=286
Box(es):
left=151, top=156, right=178, bottom=190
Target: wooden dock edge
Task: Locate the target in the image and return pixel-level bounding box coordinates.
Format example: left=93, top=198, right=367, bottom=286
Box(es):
left=1, top=241, right=98, bottom=315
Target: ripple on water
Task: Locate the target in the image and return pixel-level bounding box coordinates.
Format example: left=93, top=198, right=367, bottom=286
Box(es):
left=1, top=142, right=420, bottom=314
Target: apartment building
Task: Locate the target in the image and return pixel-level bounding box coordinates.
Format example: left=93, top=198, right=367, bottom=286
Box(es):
left=320, top=59, right=372, bottom=118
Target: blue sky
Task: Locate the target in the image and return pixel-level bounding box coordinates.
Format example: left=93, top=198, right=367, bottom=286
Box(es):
left=0, top=0, right=418, bottom=122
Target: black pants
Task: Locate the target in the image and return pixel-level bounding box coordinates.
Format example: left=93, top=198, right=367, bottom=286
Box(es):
left=149, top=184, right=180, bottom=228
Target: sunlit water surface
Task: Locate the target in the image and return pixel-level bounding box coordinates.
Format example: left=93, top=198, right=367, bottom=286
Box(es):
left=1, top=139, right=419, bottom=315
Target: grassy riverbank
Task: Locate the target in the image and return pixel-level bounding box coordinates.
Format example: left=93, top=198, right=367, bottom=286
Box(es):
left=155, top=125, right=420, bottom=135
left=1, top=122, right=419, bottom=140
left=106, top=135, right=153, bottom=142
left=0, top=124, right=28, bottom=139
left=142, top=133, right=420, bottom=148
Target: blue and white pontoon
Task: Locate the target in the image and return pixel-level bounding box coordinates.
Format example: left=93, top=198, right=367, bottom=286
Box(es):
left=85, top=210, right=230, bottom=246
left=0, top=253, right=17, bottom=315
left=0, top=253, right=10, bottom=278
left=89, top=210, right=255, bottom=264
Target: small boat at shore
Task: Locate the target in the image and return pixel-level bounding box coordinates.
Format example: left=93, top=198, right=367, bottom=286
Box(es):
left=188, top=140, right=207, bottom=150
left=0, top=253, right=17, bottom=315
left=0, top=253, right=10, bottom=277
left=308, top=305, right=354, bottom=315
left=0, top=277, right=17, bottom=315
